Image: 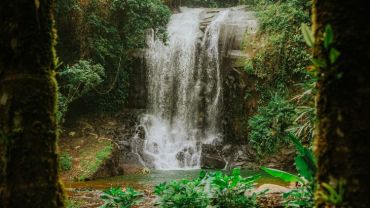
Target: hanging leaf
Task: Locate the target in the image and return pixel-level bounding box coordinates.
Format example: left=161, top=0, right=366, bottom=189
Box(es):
left=261, top=166, right=304, bottom=183
left=301, top=23, right=314, bottom=47
left=329, top=48, right=341, bottom=64
left=324, top=25, right=334, bottom=49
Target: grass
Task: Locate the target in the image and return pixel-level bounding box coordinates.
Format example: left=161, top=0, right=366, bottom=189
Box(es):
left=78, top=142, right=113, bottom=181
left=66, top=200, right=81, bottom=208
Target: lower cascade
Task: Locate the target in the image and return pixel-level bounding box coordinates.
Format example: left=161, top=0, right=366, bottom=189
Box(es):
left=139, top=7, right=255, bottom=169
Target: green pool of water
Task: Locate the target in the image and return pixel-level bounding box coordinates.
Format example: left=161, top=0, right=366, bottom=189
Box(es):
left=64, top=169, right=288, bottom=191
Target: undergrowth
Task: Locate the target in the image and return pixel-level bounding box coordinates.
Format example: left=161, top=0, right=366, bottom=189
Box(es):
left=99, top=187, right=143, bottom=208
left=245, top=0, right=314, bottom=156
left=154, top=168, right=261, bottom=208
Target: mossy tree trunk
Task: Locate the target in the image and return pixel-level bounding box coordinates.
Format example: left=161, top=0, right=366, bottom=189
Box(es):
left=0, top=0, right=64, bottom=207
left=313, top=0, right=370, bottom=207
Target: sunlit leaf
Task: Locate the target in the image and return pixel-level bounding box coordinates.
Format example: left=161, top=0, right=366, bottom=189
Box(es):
left=261, top=166, right=304, bottom=183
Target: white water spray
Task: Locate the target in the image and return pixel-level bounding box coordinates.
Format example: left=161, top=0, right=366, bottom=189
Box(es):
left=140, top=7, right=253, bottom=169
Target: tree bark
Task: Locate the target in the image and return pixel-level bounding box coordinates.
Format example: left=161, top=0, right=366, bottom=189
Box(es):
left=0, top=0, right=65, bottom=207
left=313, top=0, right=370, bottom=207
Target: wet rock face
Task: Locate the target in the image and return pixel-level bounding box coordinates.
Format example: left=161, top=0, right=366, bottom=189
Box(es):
left=200, top=144, right=226, bottom=169
left=113, top=110, right=149, bottom=170
left=126, top=57, right=147, bottom=109
left=93, top=148, right=125, bottom=179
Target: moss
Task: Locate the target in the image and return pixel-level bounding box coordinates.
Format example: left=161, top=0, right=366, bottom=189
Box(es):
left=78, top=141, right=113, bottom=181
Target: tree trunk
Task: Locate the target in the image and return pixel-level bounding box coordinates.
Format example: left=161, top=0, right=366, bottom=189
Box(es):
left=0, top=0, right=65, bottom=207
left=313, top=0, right=370, bottom=207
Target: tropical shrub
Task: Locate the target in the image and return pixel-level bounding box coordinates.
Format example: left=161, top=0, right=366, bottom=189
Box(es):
left=261, top=134, right=317, bottom=208
left=248, top=94, right=295, bottom=156
left=99, top=187, right=143, bottom=208
left=154, top=169, right=260, bottom=208
left=57, top=60, right=105, bottom=122
left=154, top=178, right=209, bottom=208
left=209, top=168, right=260, bottom=208
left=243, top=1, right=313, bottom=145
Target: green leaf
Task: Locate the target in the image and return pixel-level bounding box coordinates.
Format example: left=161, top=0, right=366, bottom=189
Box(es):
left=199, top=170, right=206, bottom=179
left=232, top=168, right=241, bottom=177
left=287, top=134, right=317, bottom=181
left=324, top=25, right=334, bottom=49
left=295, top=156, right=313, bottom=181
left=329, top=48, right=341, bottom=64
left=312, top=58, right=327, bottom=68
left=301, top=23, right=314, bottom=47
left=261, top=166, right=304, bottom=183
left=286, top=134, right=305, bottom=155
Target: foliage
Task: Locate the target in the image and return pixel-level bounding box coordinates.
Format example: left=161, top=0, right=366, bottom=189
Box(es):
left=59, top=152, right=72, bottom=171
left=283, top=184, right=314, bottom=208
left=316, top=179, right=345, bottom=206
left=99, top=187, right=143, bottom=208
left=304, top=24, right=341, bottom=75
left=289, top=24, right=341, bottom=142
left=57, top=60, right=105, bottom=122
left=289, top=77, right=316, bottom=142
left=56, top=0, right=171, bottom=115
left=209, top=168, right=260, bottom=208
left=59, top=60, right=105, bottom=98
left=261, top=134, right=316, bottom=207
left=154, top=169, right=260, bottom=208
left=248, top=94, right=295, bottom=156
left=66, top=200, right=81, bottom=208
left=154, top=177, right=209, bottom=207
left=244, top=0, right=311, bottom=89
left=260, top=167, right=303, bottom=183
left=244, top=1, right=313, bottom=147
left=288, top=134, right=316, bottom=181
left=261, top=134, right=317, bottom=182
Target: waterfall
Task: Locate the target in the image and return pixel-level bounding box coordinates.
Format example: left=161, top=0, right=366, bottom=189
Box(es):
left=140, top=7, right=251, bottom=170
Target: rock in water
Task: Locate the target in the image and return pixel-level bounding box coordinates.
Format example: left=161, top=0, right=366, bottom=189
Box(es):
left=200, top=144, right=226, bottom=169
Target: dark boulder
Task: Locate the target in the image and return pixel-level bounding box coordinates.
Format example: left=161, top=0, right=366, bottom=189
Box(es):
left=200, top=144, right=226, bottom=169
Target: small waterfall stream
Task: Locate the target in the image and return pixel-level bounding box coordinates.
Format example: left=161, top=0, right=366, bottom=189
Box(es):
left=140, top=7, right=253, bottom=170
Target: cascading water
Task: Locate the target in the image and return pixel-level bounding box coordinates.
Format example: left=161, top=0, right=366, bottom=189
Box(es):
left=140, top=7, right=252, bottom=170
left=199, top=10, right=230, bottom=143
left=143, top=8, right=205, bottom=169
